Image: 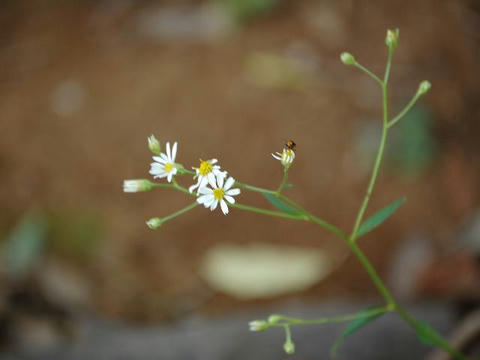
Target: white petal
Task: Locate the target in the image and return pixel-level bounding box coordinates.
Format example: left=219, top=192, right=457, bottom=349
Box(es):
left=224, top=195, right=235, bottom=204
left=198, top=187, right=213, bottom=195
left=153, top=173, right=168, bottom=179
left=171, top=142, right=178, bottom=161
left=272, top=153, right=281, bottom=160
left=224, top=177, right=235, bottom=190
left=196, top=195, right=208, bottom=204
left=210, top=199, right=218, bottom=211
left=197, top=194, right=214, bottom=205
left=152, top=156, right=167, bottom=164
left=199, top=177, right=209, bottom=188
left=217, top=174, right=224, bottom=188
left=189, top=183, right=198, bottom=193
left=208, top=173, right=217, bottom=188
left=226, top=188, right=240, bottom=196
left=166, top=142, right=171, bottom=160
left=204, top=197, right=215, bottom=208
left=220, top=200, right=229, bottom=215
left=167, top=172, right=173, bottom=182
left=210, top=159, right=218, bottom=164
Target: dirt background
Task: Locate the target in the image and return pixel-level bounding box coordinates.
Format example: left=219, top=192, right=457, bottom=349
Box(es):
left=0, top=0, right=479, bottom=327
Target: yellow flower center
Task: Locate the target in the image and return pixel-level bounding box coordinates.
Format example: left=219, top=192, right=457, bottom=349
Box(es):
left=213, top=188, right=225, bottom=200
left=164, top=163, right=174, bottom=172
left=198, top=160, right=213, bottom=176
left=285, top=149, right=294, bottom=157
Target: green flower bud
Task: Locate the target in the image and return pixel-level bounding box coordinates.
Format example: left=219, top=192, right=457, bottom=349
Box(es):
left=146, top=217, right=162, bottom=230
left=148, top=135, right=161, bottom=155
left=283, top=340, right=295, bottom=355
left=385, top=29, right=399, bottom=50
left=340, top=52, right=356, bottom=66
left=417, top=80, right=431, bottom=96
left=268, top=314, right=282, bottom=324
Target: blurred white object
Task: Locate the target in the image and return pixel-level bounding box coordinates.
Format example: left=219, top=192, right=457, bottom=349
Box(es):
left=388, top=234, right=434, bottom=300
left=51, top=80, right=86, bottom=116
left=136, top=4, right=232, bottom=42
left=200, top=242, right=332, bottom=299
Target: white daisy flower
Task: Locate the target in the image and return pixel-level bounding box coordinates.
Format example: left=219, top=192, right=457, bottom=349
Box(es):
left=272, top=148, right=295, bottom=167
left=196, top=175, right=240, bottom=215
left=188, top=158, right=227, bottom=194
left=149, top=141, right=178, bottom=183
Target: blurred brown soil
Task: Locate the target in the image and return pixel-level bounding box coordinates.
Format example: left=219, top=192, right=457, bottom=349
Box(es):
left=0, top=0, right=479, bottom=323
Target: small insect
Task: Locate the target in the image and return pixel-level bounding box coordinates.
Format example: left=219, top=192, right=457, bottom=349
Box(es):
left=284, top=139, right=297, bottom=152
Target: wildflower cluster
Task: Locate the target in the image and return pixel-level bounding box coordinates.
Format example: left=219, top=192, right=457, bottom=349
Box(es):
left=123, top=136, right=295, bottom=224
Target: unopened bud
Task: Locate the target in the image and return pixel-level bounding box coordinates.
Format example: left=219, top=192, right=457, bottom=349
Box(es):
left=123, top=179, right=153, bottom=193
left=146, top=217, right=162, bottom=230
left=385, top=29, right=399, bottom=50
left=268, top=314, right=282, bottom=324
left=283, top=340, right=295, bottom=355
left=148, top=135, right=161, bottom=155
left=249, top=320, right=268, bottom=332
left=340, top=52, right=356, bottom=66
left=417, top=80, right=431, bottom=96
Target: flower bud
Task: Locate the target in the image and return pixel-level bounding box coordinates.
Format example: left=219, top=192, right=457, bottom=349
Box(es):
left=146, top=217, right=162, bottom=230
left=148, top=135, right=161, bottom=155
left=417, top=80, right=431, bottom=96
left=123, top=179, right=153, bottom=193
left=283, top=340, right=295, bottom=355
left=385, top=29, right=399, bottom=50
left=249, top=320, right=268, bottom=332
left=268, top=314, right=282, bottom=324
left=340, top=52, right=356, bottom=66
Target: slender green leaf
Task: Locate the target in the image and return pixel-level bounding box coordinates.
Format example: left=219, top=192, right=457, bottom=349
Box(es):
left=4, top=213, right=47, bottom=281
left=416, top=321, right=445, bottom=347
left=263, top=193, right=302, bottom=216
left=358, top=197, right=405, bottom=237
left=330, top=306, right=385, bottom=357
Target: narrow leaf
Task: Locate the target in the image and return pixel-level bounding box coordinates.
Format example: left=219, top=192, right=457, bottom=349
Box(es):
left=416, top=321, right=445, bottom=347
left=331, top=306, right=385, bottom=357
left=358, top=197, right=405, bottom=237
left=263, top=193, right=302, bottom=216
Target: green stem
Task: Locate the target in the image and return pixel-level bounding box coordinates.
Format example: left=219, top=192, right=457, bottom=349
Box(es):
left=235, top=182, right=277, bottom=195
left=354, top=62, right=383, bottom=86
left=350, top=53, right=392, bottom=241
left=383, top=48, right=394, bottom=84
left=161, top=202, right=199, bottom=223
left=349, top=241, right=395, bottom=305
left=394, top=305, right=467, bottom=360
left=270, top=306, right=391, bottom=328
left=350, top=123, right=388, bottom=241
left=276, top=168, right=289, bottom=194
left=231, top=203, right=308, bottom=221
left=387, top=91, right=422, bottom=128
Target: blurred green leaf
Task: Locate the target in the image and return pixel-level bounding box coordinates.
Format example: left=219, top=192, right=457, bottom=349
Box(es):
left=331, top=306, right=385, bottom=357
left=3, top=212, right=47, bottom=280
left=358, top=198, right=405, bottom=237
left=416, top=321, right=445, bottom=347
left=388, top=105, right=437, bottom=176
left=263, top=193, right=302, bottom=216
left=221, top=0, right=280, bottom=22
left=245, top=52, right=310, bottom=90
left=48, top=211, right=103, bottom=260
